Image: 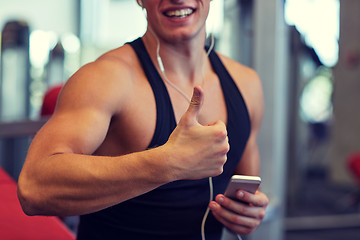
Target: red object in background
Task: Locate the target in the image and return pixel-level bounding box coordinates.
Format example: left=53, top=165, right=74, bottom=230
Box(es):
left=40, top=84, right=63, bottom=116
left=347, top=152, right=360, bottom=185
left=0, top=167, right=75, bottom=240
left=345, top=49, right=360, bottom=69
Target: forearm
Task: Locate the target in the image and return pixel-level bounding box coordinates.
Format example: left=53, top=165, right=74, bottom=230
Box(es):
left=234, top=142, right=260, bottom=176
left=17, top=147, right=172, bottom=217
left=18, top=86, right=229, bottom=217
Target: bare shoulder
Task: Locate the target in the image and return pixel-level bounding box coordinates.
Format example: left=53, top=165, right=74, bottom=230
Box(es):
left=216, top=52, right=264, bottom=125
left=217, top=53, right=261, bottom=88
left=34, top=44, right=144, bottom=155
left=57, top=44, right=140, bottom=114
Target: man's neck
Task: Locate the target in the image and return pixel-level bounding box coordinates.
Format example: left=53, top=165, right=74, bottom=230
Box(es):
left=142, top=31, right=208, bottom=83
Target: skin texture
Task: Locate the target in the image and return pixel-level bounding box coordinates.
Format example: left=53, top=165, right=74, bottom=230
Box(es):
left=17, top=0, right=269, bottom=236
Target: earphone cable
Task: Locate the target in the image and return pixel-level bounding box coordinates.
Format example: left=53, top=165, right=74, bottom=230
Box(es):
left=152, top=30, right=216, bottom=240
left=201, top=176, right=213, bottom=240
left=155, top=34, right=214, bottom=103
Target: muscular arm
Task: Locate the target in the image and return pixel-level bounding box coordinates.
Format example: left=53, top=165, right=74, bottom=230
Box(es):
left=18, top=60, right=172, bottom=216
left=17, top=57, right=229, bottom=217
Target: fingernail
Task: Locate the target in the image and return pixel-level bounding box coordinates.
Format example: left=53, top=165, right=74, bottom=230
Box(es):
left=210, top=202, right=217, bottom=210
left=237, top=191, right=244, bottom=198
left=218, top=196, right=225, bottom=204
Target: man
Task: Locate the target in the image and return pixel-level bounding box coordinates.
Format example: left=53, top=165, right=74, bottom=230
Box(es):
left=17, top=0, right=269, bottom=239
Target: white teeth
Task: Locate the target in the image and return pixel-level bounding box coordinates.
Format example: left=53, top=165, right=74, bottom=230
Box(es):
left=166, top=9, right=193, bottom=18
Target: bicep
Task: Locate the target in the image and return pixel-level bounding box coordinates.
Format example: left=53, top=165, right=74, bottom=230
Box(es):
left=28, top=105, right=111, bottom=161
left=28, top=64, right=123, bottom=159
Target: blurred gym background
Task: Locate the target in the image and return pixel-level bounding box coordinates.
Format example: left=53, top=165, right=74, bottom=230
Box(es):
left=1, top=0, right=360, bottom=239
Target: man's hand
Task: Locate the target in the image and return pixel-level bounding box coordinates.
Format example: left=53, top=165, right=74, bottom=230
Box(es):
left=166, top=86, right=229, bottom=180
left=209, top=190, right=269, bottom=235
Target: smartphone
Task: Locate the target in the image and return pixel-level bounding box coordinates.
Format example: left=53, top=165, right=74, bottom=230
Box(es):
left=224, top=175, right=261, bottom=199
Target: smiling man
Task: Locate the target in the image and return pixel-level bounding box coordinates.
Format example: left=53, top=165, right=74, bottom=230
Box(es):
left=17, top=1, right=268, bottom=239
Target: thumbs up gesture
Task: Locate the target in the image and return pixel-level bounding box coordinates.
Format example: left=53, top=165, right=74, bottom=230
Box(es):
left=165, top=86, right=229, bottom=180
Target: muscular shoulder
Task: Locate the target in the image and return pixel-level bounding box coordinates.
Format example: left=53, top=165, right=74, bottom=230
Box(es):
left=57, top=44, right=140, bottom=114
left=217, top=53, right=261, bottom=88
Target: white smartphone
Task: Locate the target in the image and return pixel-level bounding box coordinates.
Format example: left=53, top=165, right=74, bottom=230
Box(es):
left=224, top=175, right=261, bottom=199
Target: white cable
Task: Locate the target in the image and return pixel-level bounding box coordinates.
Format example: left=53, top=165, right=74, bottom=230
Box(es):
left=155, top=34, right=215, bottom=103
left=200, top=34, right=215, bottom=240
left=155, top=37, right=192, bottom=103
left=207, top=34, right=215, bottom=57
left=201, top=177, right=213, bottom=240
left=152, top=30, right=216, bottom=240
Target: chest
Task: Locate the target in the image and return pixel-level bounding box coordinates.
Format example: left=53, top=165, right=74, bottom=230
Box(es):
left=97, top=77, right=227, bottom=156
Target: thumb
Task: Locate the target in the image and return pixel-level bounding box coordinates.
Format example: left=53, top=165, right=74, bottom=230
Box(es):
left=179, top=86, right=204, bottom=126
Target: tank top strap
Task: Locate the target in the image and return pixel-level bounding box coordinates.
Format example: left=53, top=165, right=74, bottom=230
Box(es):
left=207, top=49, right=251, bottom=174
left=207, top=50, right=251, bottom=130
left=128, top=38, right=177, bottom=148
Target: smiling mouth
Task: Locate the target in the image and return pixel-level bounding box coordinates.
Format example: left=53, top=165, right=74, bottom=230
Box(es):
left=164, top=8, right=195, bottom=18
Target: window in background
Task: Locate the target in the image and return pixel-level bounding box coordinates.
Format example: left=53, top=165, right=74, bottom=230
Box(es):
left=285, top=0, right=340, bottom=67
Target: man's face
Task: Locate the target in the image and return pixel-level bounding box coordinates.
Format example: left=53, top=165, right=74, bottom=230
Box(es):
left=141, top=0, right=211, bottom=42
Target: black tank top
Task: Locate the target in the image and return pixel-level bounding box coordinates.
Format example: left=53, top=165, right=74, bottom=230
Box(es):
left=77, top=38, right=251, bottom=240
